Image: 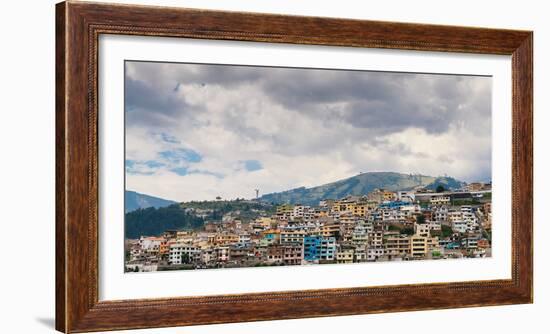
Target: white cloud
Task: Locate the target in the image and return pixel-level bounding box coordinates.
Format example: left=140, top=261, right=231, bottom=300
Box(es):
left=125, top=61, right=492, bottom=202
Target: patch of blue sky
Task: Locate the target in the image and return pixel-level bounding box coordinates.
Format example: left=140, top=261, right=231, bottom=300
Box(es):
left=125, top=159, right=164, bottom=175
left=170, top=167, right=188, bottom=176
left=159, top=132, right=180, bottom=144
left=243, top=159, right=263, bottom=172
left=159, top=148, right=202, bottom=164
left=187, top=169, right=225, bottom=179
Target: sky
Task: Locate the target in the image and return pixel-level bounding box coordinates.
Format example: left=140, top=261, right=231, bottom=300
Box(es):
left=125, top=61, right=492, bottom=202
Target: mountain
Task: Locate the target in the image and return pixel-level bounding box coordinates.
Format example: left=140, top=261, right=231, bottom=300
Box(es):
left=260, top=172, right=465, bottom=206
left=125, top=190, right=176, bottom=213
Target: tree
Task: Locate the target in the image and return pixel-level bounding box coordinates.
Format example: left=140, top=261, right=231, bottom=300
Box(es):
left=441, top=225, right=453, bottom=238
left=436, top=185, right=446, bottom=193
left=388, top=224, right=402, bottom=232
left=401, top=227, right=414, bottom=235
left=416, top=214, right=426, bottom=224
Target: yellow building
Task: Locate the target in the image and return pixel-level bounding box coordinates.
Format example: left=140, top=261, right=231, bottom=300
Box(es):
left=382, top=190, right=396, bottom=201
left=410, top=236, right=439, bottom=258
left=321, top=224, right=341, bottom=238
left=385, top=235, right=411, bottom=257
left=214, top=233, right=239, bottom=245
left=352, top=201, right=376, bottom=216
left=276, top=204, right=294, bottom=220
left=367, top=189, right=396, bottom=203
left=255, top=217, right=273, bottom=228
left=336, top=249, right=354, bottom=264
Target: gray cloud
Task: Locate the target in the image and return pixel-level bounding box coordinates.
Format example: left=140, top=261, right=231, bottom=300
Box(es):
left=125, top=60, right=492, bottom=194
left=126, top=62, right=490, bottom=137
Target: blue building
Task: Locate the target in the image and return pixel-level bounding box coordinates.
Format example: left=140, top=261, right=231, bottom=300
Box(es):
left=378, top=201, right=410, bottom=209
left=303, top=236, right=322, bottom=261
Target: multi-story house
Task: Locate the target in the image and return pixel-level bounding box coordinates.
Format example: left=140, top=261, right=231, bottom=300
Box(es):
left=452, top=221, right=474, bottom=233
left=282, top=244, right=303, bottom=265
left=336, top=248, right=354, bottom=264
left=280, top=230, right=306, bottom=245
left=367, top=247, right=385, bottom=261
left=216, top=246, right=230, bottom=263
left=415, top=223, right=431, bottom=237
left=434, top=206, right=449, bottom=221
left=276, top=204, right=294, bottom=221
left=397, top=190, right=416, bottom=202
left=368, top=230, right=384, bottom=249
left=351, top=245, right=366, bottom=262
left=319, top=237, right=337, bottom=261
left=430, top=195, right=451, bottom=205
left=214, top=233, right=239, bottom=245
left=410, top=235, right=439, bottom=258
left=351, top=223, right=368, bottom=245
left=384, top=235, right=411, bottom=258
left=321, top=223, right=340, bottom=238
left=237, top=233, right=251, bottom=247
left=303, top=236, right=322, bottom=262
left=139, top=236, right=165, bottom=258
left=168, top=243, right=200, bottom=265
left=266, top=245, right=283, bottom=264
left=461, top=234, right=481, bottom=250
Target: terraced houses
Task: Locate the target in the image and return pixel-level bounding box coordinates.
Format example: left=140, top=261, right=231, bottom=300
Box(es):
left=125, top=184, right=492, bottom=272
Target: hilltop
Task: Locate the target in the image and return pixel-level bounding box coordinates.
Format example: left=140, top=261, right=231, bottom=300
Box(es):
left=260, top=172, right=464, bottom=206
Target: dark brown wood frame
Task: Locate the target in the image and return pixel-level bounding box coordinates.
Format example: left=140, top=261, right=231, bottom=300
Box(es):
left=56, top=1, right=533, bottom=332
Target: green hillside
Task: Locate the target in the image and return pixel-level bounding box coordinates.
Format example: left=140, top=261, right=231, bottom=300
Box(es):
left=260, top=172, right=464, bottom=205
left=125, top=200, right=275, bottom=239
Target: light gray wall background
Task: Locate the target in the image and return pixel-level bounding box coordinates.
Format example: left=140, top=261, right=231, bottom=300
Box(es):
left=0, top=0, right=546, bottom=333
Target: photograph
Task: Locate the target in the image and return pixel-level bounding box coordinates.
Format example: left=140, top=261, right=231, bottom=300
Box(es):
left=123, top=61, right=493, bottom=272
left=1, top=0, right=541, bottom=333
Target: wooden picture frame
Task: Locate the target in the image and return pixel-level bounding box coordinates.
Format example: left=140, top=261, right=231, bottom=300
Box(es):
left=56, top=1, right=533, bottom=332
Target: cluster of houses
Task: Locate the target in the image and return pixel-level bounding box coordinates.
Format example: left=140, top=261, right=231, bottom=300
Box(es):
left=125, top=183, right=492, bottom=272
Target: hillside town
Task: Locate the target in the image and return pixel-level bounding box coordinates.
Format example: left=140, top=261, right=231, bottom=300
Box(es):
left=125, top=182, right=492, bottom=272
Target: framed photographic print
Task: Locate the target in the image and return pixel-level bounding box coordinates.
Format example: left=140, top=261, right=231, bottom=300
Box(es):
left=56, top=1, right=533, bottom=332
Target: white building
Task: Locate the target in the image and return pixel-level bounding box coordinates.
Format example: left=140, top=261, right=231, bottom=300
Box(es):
left=452, top=221, right=475, bottom=233
left=168, top=243, right=200, bottom=265
left=367, top=247, right=385, bottom=261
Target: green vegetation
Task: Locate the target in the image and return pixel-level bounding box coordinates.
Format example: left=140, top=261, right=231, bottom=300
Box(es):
left=125, top=200, right=275, bottom=239
left=436, top=185, right=446, bottom=193
left=441, top=224, right=453, bottom=238
left=125, top=204, right=205, bottom=239
left=451, top=198, right=480, bottom=206
left=401, top=227, right=415, bottom=235
left=416, top=214, right=426, bottom=224
left=181, top=200, right=276, bottom=221
left=418, top=201, right=430, bottom=209
left=388, top=224, right=402, bottom=232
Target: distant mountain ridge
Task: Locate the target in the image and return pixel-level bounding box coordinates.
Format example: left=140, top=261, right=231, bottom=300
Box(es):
left=260, top=172, right=464, bottom=206
left=125, top=190, right=176, bottom=213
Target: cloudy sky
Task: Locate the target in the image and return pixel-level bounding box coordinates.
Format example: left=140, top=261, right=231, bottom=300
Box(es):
left=125, top=61, right=492, bottom=202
